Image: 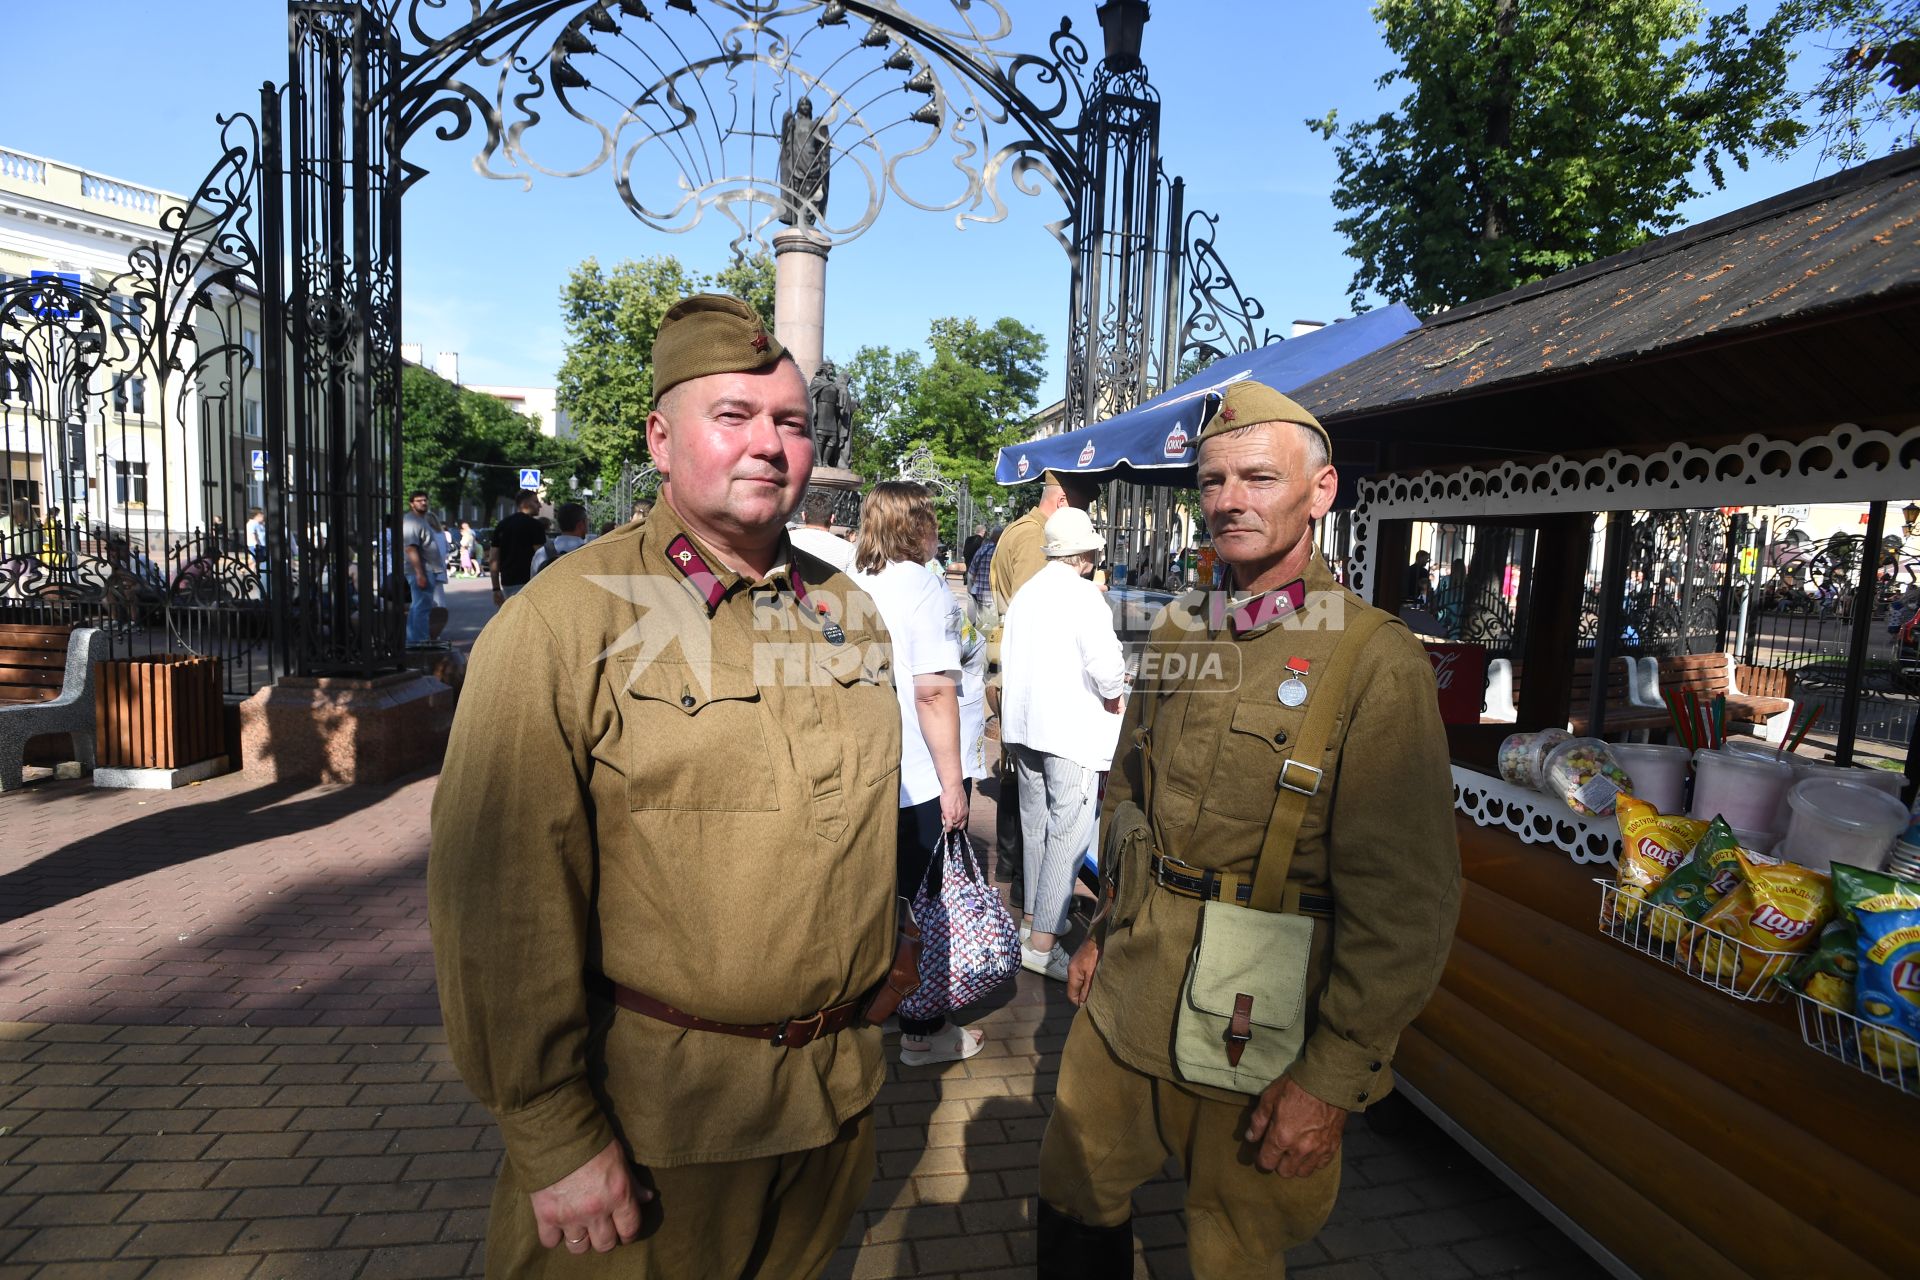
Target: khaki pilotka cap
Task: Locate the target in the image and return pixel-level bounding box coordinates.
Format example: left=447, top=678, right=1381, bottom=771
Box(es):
left=651, top=294, right=787, bottom=404
left=1039, top=468, right=1098, bottom=500
left=1182, top=379, right=1333, bottom=459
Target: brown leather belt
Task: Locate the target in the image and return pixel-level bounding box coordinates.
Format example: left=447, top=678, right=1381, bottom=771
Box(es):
left=596, top=979, right=868, bottom=1049
left=1150, top=853, right=1334, bottom=917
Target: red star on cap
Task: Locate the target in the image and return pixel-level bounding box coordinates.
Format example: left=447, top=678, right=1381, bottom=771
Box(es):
left=750, top=331, right=769, bottom=352
left=1219, top=405, right=1236, bottom=422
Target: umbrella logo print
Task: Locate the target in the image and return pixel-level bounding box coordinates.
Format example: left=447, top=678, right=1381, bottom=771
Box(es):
left=1163, top=425, right=1187, bottom=457
left=1016, top=454, right=1030, bottom=478
left=1078, top=441, right=1096, bottom=466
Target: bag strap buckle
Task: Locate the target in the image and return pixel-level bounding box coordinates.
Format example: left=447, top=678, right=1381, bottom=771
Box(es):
left=1226, top=993, right=1255, bottom=1067
left=1278, top=758, right=1323, bottom=797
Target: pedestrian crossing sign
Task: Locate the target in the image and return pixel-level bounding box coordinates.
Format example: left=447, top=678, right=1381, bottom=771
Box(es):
left=518, top=468, right=542, bottom=490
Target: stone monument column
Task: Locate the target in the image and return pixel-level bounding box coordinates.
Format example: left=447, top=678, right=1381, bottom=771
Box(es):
left=773, top=228, right=829, bottom=383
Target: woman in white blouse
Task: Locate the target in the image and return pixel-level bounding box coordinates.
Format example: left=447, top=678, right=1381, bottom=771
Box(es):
left=851, top=482, right=986, bottom=1066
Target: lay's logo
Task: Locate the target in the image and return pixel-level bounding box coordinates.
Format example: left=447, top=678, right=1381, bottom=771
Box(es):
left=1751, top=903, right=1816, bottom=944
left=1078, top=441, right=1096, bottom=467
left=1893, top=958, right=1920, bottom=995
left=1639, top=836, right=1684, bottom=869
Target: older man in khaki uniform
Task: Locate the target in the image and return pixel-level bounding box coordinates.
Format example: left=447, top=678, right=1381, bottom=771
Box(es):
left=1037, top=381, right=1461, bottom=1278
left=430, top=295, right=904, bottom=1277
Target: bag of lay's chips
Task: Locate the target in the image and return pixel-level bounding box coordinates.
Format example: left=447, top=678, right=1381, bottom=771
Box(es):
left=1645, top=818, right=1746, bottom=945
left=1683, top=851, right=1831, bottom=990
left=1611, top=797, right=1708, bottom=927
left=1781, top=861, right=1912, bottom=1007
left=1854, top=892, right=1920, bottom=1073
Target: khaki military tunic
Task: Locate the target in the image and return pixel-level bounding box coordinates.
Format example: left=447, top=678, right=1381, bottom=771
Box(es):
left=989, top=505, right=1048, bottom=615
left=1085, top=551, right=1461, bottom=1110
left=429, top=498, right=903, bottom=1245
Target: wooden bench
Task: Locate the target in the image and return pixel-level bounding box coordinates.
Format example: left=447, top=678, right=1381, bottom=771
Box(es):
left=1653, top=653, right=1795, bottom=743
left=0, top=622, right=104, bottom=790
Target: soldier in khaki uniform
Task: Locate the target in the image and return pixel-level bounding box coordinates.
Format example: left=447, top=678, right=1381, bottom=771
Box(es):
left=988, top=468, right=1094, bottom=616
left=1037, top=381, right=1461, bottom=1278
left=430, top=295, right=905, bottom=1277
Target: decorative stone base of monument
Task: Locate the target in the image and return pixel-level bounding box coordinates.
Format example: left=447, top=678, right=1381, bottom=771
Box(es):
left=238, top=671, right=454, bottom=786
left=805, top=465, right=864, bottom=528
left=401, top=644, right=468, bottom=694
left=94, top=755, right=232, bottom=791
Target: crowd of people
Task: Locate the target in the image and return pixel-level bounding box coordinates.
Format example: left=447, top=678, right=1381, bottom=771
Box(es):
left=427, top=293, right=1462, bottom=1278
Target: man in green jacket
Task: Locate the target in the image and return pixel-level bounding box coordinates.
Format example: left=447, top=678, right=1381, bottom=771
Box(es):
left=1037, top=381, right=1462, bottom=1279
left=431, top=295, right=902, bottom=1276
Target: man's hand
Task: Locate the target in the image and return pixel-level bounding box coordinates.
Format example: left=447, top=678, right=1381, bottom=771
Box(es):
left=1245, top=1076, right=1347, bottom=1178
left=415, top=570, right=429, bottom=590
left=1101, top=694, right=1122, bottom=714
left=1066, top=937, right=1100, bottom=1006
left=529, top=1139, right=650, bottom=1255
left=938, top=780, right=969, bottom=832
left=492, top=586, right=505, bottom=606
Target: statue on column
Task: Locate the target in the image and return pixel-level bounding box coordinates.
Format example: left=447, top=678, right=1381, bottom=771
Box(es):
left=777, top=98, right=831, bottom=227
left=809, top=359, right=855, bottom=470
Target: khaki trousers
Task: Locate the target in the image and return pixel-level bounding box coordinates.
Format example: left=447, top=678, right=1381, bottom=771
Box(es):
left=484, top=1109, right=874, bottom=1279
left=1039, top=1016, right=1341, bottom=1280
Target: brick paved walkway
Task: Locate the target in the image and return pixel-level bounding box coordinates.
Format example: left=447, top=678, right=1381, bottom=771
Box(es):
left=0, top=761, right=1603, bottom=1278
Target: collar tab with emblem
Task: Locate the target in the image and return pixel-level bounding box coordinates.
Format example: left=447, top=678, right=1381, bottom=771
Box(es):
left=1212, top=578, right=1307, bottom=636
left=664, top=533, right=728, bottom=613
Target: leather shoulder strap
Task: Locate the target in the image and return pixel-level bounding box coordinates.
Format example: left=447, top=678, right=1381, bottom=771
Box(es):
left=1248, top=605, right=1394, bottom=913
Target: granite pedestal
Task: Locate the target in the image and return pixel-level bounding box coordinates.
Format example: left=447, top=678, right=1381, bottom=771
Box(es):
left=238, top=671, right=454, bottom=785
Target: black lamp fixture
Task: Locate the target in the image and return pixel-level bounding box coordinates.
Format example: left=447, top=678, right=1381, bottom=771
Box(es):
left=1903, top=501, right=1919, bottom=536
left=1095, top=0, right=1149, bottom=73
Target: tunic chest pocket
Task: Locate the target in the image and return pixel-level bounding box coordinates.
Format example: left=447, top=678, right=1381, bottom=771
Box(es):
left=619, top=659, right=779, bottom=812
left=817, top=644, right=901, bottom=789
left=1200, top=698, right=1309, bottom=823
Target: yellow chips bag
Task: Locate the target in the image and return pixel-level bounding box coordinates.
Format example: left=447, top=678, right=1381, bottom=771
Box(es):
left=1683, top=851, right=1833, bottom=989
left=1612, top=797, right=1708, bottom=926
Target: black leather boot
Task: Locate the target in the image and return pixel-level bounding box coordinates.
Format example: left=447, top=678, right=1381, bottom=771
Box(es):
left=1035, top=1200, right=1133, bottom=1279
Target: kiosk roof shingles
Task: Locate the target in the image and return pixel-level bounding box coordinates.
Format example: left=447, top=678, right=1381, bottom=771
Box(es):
left=1300, top=147, right=1920, bottom=427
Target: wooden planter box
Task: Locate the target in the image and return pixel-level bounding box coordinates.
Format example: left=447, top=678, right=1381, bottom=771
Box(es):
left=95, top=655, right=225, bottom=769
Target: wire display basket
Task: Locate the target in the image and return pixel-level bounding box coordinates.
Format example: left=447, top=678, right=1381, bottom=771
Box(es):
left=1792, top=991, right=1920, bottom=1097
left=1592, top=880, right=1797, bottom=1004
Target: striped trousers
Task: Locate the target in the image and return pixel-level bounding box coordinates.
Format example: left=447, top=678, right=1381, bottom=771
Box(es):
left=1006, top=742, right=1098, bottom=936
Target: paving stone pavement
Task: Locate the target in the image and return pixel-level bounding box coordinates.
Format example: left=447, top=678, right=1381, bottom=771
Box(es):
left=0, top=760, right=1605, bottom=1278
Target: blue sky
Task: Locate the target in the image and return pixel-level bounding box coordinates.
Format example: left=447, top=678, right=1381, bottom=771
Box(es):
left=0, top=1, right=1899, bottom=404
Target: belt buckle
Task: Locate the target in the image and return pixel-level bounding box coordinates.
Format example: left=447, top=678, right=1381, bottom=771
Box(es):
left=1278, top=759, right=1323, bottom=797
left=1155, top=854, right=1200, bottom=887
left=773, top=1010, right=824, bottom=1048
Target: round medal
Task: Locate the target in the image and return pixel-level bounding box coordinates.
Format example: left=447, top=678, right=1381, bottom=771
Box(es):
left=1278, top=675, right=1308, bottom=707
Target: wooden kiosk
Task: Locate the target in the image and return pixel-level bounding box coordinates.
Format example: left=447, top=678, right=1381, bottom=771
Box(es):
left=1292, top=149, right=1920, bottom=1277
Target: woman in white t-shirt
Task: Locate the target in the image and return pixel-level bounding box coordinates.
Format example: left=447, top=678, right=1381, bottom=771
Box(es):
left=851, top=481, right=985, bottom=1067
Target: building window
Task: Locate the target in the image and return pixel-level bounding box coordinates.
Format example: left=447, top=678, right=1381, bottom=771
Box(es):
left=242, top=326, right=260, bottom=361
left=244, top=398, right=262, bottom=437
left=247, top=477, right=265, bottom=512
left=109, top=293, right=145, bottom=336
left=129, top=376, right=144, bottom=417
left=112, top=373, right=127, bottom=413
left=113, top=461, right=148, bottom=507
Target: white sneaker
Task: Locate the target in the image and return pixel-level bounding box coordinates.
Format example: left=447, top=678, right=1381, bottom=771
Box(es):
left=1019, top=920, right=1031, bottom=944
left=1021, top=943, right=1070, bottom=982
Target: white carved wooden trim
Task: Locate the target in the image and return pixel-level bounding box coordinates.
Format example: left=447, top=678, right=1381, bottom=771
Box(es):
left=1350, top=424, right=1920, bottom=600
left=1452, top=766, right=1619, bottom=864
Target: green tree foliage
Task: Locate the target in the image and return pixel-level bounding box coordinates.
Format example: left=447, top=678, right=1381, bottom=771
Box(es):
left=842, top=316, right=1048, bottom=537
left=400, top=364, right=566, bottom=512
left=1309, top=0, right=1804, bottom=311
left=553, top=251, right=776, bottom=488
left=1784, top=0, right=1920, bottom=162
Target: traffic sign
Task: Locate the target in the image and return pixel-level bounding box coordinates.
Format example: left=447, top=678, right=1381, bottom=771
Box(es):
left=518, top=467, right=542, bottom=490
left=250, top=449, right=268, bottom=476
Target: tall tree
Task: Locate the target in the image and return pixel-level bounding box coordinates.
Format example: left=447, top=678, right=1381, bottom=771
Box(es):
left=553, top=251, right=775, bottom=486
left=1784, top=0, right=1920, bottom=162
left=1309, top=0, right=1805, bottom=312
left=401, top=364, right=568, bottom=511
left=842, top=316, right=1048, bottom=537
